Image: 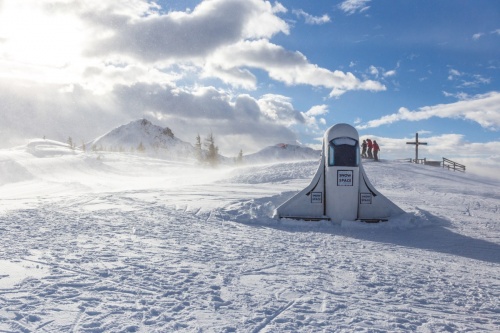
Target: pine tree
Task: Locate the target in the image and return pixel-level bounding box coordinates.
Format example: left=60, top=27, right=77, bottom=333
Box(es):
left=137, top=141, right=146, bottom=153
left=67, top=137, right=74, bottom=150
left=236, top=149, right=243, bottom=165
left=194, top=134, right=203, bottom=162
left=204, top=132, right=219, bottom=166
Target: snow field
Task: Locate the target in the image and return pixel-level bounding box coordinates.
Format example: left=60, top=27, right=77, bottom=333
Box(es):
left=0, top=144, right=499, bottom=332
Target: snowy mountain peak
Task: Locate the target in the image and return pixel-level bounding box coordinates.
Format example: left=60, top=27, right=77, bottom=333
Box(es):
left=89, top=118, right=194, bottom=158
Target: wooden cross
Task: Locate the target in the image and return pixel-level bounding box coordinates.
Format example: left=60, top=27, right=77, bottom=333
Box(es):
left=406, top=132, right=427, bottom=162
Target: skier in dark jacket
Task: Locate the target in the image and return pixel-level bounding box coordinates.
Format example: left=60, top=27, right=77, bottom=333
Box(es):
left=361, top=140, right=367, bottom=158
left=373, top=140, right=380, bottom=161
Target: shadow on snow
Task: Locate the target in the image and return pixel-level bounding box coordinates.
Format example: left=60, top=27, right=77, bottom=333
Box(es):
left=219, top=194, right=500, bottom=266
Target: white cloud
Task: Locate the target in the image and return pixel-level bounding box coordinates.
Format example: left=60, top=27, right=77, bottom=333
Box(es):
left=368, top=65, right=396, bottom=79
left=369, top=65, right=379, bottom=77
left=448, top=68, right=461, bottom=80
left=356, top=91, right=500, bottom=130
left=305, top=105, right=329, bottom=117
left=301, top=105, right=329, bottom=129
left=472, top=32, right=484, bottom=40
left=442, top=91, right=470, bottom=100
left=383, top=70, right=396, bottom=77
left=0, top=0, right=386, bottom=154
left=202, top=64, right=257, bottom=90
left=292, top=9, right=331, bottom=25
left=207, top=39, right=385, bottom=96
left=475, top=74, right=491, bottom=83
left=447, top=69, right=491, bottom=88
left=257, top=94, right=305, bottom=126
left=0, top=0, right=381, bottom=96
left=338, top=0, right=371, bottom=15
left=0, top=80, right=124, bottom=148
left=85, top=0, right=289, bottom=63
left=0, top=1, right=87, bottom=85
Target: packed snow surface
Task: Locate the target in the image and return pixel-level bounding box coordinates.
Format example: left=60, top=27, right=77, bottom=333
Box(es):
left=0, top=140, right=499, bottom=332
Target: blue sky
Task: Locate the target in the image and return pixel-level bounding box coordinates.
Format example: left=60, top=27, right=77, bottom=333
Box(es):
left=0, top=0, right=499, bottom=176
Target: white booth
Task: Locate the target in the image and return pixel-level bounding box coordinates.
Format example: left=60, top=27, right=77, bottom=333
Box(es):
left=275, top=123, right=404, bottom=223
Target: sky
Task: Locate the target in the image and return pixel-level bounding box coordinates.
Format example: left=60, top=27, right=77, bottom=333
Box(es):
left=0, top=0, right=499, bottom=176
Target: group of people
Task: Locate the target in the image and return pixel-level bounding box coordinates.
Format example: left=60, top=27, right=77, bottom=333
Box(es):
left=361, top=139, right=380, bottom=161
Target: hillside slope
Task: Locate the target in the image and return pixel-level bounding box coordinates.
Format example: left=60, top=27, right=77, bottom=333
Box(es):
left=244, top=143, right=320, bottom=163
left=0, top=150, right=499, bottom=332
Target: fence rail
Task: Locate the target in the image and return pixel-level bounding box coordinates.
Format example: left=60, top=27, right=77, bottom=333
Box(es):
left=409, top=158, right=441, bottom=166
left=442, top=158, right=466, bottom=172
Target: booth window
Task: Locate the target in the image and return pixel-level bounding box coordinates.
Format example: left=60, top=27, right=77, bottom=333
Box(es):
left=328, top=137, right=359, bottom=166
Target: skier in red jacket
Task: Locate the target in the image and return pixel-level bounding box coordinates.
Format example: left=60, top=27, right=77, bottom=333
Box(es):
left=367, top=139, right=373, bottom=159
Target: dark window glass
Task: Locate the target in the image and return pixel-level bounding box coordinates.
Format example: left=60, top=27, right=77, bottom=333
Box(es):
left=328, top=137, right=359, bottom=166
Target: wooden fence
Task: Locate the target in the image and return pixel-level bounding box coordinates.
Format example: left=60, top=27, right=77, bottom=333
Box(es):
left=409, top=158, right=441, bottom=167
left=409, top=158, right=426, bottom=164
left=442, top=158, right=466, bottom=172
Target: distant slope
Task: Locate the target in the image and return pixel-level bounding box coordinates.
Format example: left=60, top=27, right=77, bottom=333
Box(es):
left=243, top=143, right=321, bottom=163
left=88, top=119, right=194, bottom=159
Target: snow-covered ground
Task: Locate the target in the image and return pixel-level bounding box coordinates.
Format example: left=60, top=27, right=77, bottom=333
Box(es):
left=0, top=141, right=499, bottom=332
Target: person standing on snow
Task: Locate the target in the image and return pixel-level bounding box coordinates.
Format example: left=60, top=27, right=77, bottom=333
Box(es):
left=361, top=140, right=367, bottom=158
left=367, top=139, right=373, bottom=159
left=373, top=140, right=380, bottom=161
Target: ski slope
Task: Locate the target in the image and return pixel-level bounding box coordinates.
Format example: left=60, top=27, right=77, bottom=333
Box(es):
left=0, top=141, right=499, bottom=332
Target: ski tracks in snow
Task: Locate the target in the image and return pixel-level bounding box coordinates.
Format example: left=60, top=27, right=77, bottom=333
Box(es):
left=0, top=160, right=499, bottom=332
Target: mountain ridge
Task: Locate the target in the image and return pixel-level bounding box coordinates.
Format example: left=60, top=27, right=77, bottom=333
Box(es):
left=87, top=118, right=320, bottom=163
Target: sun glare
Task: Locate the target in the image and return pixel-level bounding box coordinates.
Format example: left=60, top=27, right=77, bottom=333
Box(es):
left=0, top=1, right=85, bottom=82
